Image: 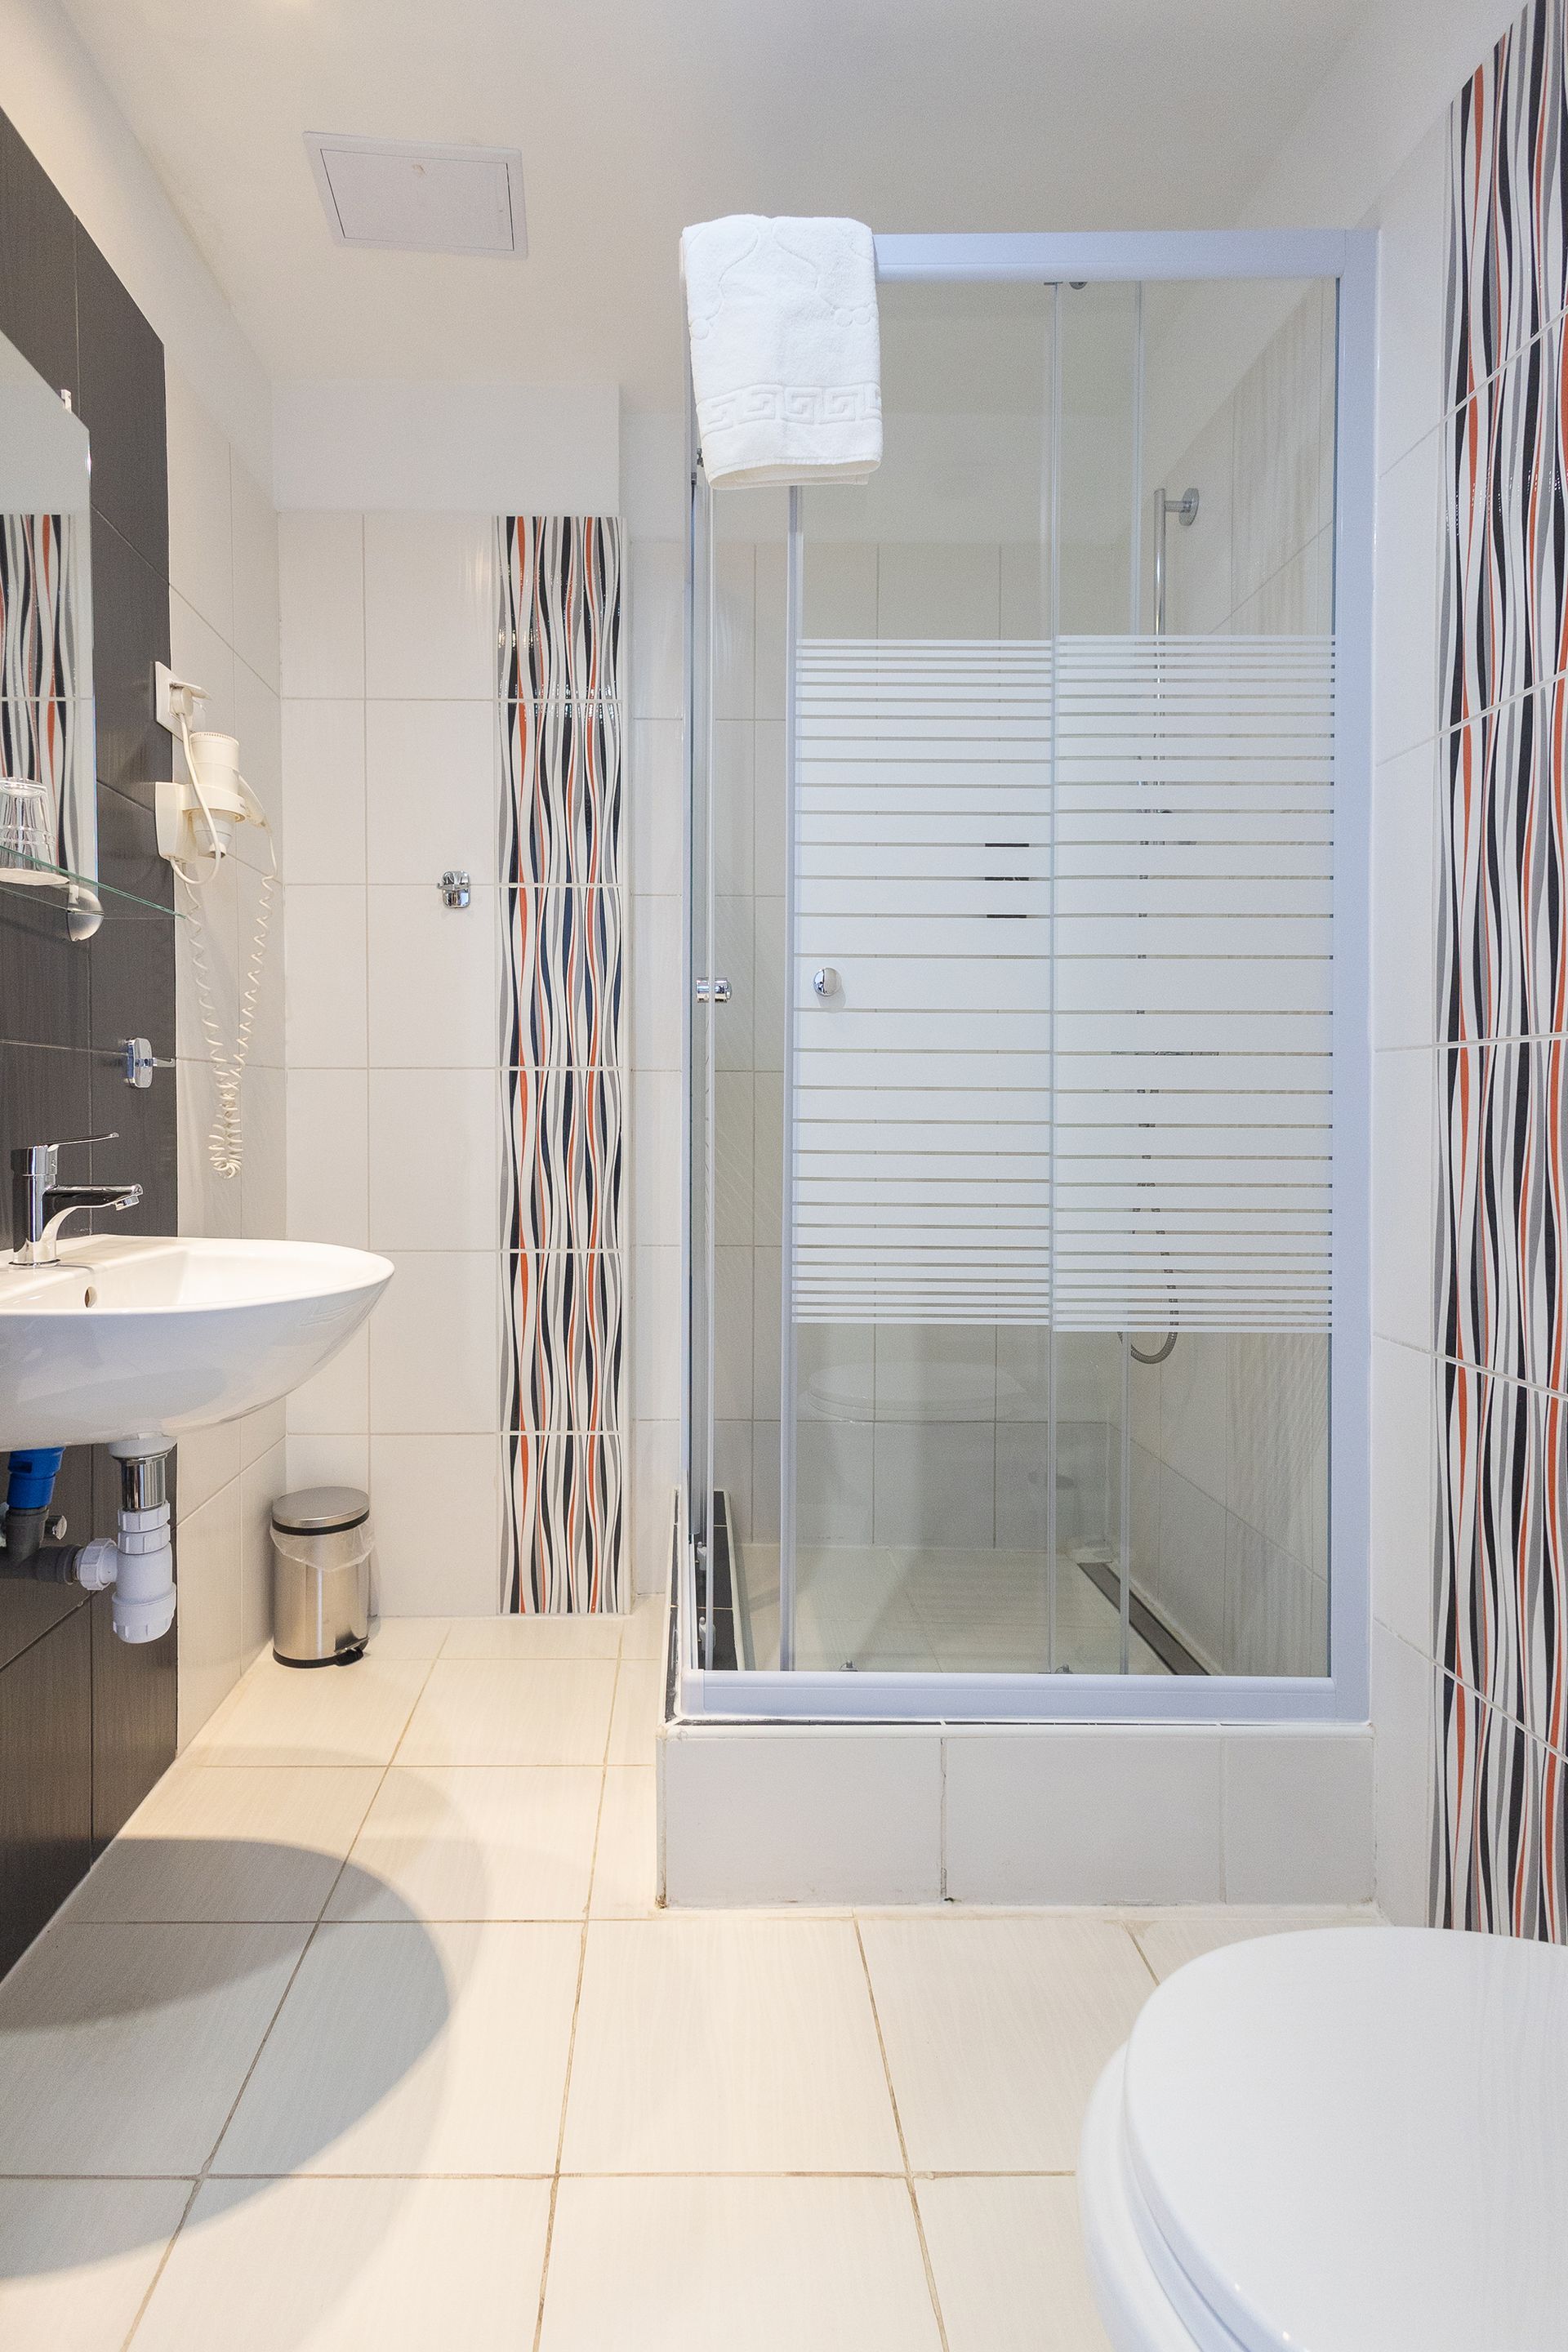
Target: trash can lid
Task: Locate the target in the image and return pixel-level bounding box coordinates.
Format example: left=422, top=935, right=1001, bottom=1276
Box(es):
left=271, top=1485, right=370, bottom=1535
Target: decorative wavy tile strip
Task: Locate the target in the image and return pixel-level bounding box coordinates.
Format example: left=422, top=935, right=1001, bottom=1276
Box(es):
left=498, top=514, right=621, bottom=707
left=506, top=1249, right=625, bottom=1437
left=506, top=1069, right=624, bottom=1258
left=504, top=695, right=622, bottom=890
left=1439, top=682, right=1568, bottom=1042
left=1434, top=1670, right=1566, bottom=1937
left=1441, top=326, right=1568, bottom=743
left=501, top=886, right=623, bottom=1071
left=1449, top=0, right=1568, bottom=419
left=498, top=516, right=626, bottom=1612
left=1438, top=0, right=1568, bottom=1936
left=506, top=1432, right=625, bottom=1615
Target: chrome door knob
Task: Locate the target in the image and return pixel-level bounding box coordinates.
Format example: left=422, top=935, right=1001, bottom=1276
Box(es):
left=813, top=966, right=840, bottom=998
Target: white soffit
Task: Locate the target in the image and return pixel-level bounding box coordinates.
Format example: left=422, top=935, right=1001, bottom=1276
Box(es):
left=305, top=132, right=526, bottom=256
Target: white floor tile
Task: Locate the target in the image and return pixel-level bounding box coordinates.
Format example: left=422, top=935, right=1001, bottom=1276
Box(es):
left=607, top=1656, right=663, bottom=1764
left=214, top=1920, right=578, bottom=2176
left=860, top=1918, right=1153, bottom=2171
left=562, top=1917, right=902, bottom=2172
left=0, top=2179, right=191, bottom=2352
left=918, top=2176, right=1110, bottom=2352
left=190, top=1657, right=430, bottom=1769
left=1130, top=1903, right=1384, bottom=1982
left=398, top=1659, right=616, bottom=1766
left=540, top=2177, right=942, bottom=2352
left=327, top=1767, right=602, bottom=1921
left=0, top=1923, right=309, bottom=2174
left=365, top=1616, right=451, bottom=1659
left=441, top=1614, right=622, bottom=1660
left=67, top=1768, right=381, bottom=1922
left=135, top=2176, right=550, bottom=2352
left=590, top=1769, right=657, bottom=1917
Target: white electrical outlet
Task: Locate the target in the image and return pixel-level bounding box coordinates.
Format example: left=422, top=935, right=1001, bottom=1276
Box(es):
left=154, top=660, right=206, bottom=733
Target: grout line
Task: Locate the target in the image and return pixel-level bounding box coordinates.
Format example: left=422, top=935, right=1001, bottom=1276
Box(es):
left=852, top=1915, right=953, bottom=2352
left=8, top=2165, right=1083, bottom=2184
left=529, top=1639, right=619, bottom=2352
left=1125, top=1925, right=1162, bottom=1989
left=118, top=1649, right=442, bottom=2350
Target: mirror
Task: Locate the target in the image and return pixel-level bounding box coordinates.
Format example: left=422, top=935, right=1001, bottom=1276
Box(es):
left=0, top=323, right=99, bottom=938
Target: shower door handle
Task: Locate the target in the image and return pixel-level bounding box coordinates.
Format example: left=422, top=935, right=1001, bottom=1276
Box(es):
left=695, top=975, right=732, bottom=1004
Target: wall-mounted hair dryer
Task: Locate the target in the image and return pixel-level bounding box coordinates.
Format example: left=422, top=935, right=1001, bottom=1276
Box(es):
left=154, top=668, right=278, bottom=1183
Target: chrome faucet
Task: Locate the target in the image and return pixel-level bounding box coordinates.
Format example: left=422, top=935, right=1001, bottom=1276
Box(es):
left=10, top=1137, right=143, bottom=1267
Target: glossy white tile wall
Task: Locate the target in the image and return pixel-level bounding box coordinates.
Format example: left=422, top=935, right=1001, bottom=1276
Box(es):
left=279, top=511, right=506, bottom=1616
left=1362, top=118, right=1451, bottom=1923
left=165, top=363, right=288, bottom=1744
left=661, top=1718, right=1374, bottom=1905
left=626, top=535, right=688, bottom=1592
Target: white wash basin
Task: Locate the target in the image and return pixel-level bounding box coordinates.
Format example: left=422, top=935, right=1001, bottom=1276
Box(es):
left=0, top=1236, right=393, bottom=1451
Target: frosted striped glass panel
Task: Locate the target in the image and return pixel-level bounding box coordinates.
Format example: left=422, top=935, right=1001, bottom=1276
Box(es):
left=792, top=634, right=1333, bottom=1330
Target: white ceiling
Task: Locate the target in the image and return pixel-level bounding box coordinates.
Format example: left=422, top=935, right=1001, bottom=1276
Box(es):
left=60, top=0, right=1365, bottom=408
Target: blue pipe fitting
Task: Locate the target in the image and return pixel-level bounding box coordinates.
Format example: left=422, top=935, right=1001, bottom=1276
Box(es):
left=7, top=1447, right=64, bottom=1512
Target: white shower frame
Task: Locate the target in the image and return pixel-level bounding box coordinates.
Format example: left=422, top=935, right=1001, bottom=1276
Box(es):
left=679, top=226, right=1375, bottom=1726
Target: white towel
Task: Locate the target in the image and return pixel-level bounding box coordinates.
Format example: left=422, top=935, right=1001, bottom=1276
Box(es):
left=680, top=215, right=881, bottom=489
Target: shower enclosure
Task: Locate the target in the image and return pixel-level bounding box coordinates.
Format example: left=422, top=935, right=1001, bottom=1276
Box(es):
left=681, top=231, right=1372, bottom=1723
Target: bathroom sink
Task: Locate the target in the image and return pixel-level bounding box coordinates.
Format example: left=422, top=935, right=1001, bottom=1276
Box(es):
left=0, top=1236, right=393, bottom=1451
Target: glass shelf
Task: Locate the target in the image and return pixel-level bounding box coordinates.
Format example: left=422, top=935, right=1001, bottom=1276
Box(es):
left=0, top=850, right=185, bottom=928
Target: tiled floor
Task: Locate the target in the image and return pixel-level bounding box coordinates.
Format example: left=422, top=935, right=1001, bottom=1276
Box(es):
left=0, top=1596, right=1379, bottom=2350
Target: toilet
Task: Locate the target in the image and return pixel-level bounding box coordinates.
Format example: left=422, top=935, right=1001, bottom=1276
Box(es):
left=1079, top=1927, right=1568, bottom=2350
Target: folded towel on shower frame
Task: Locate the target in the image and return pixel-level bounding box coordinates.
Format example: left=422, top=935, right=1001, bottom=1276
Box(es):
left=680, top=214, right=882, bottom=489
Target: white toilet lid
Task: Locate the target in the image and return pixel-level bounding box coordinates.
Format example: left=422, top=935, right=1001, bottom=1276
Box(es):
left=1120, top=1927, right=1568, bottom=2352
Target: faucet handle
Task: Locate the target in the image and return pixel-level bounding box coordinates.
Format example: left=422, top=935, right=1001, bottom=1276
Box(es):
left=10, top=1132, right=118, bottom=1172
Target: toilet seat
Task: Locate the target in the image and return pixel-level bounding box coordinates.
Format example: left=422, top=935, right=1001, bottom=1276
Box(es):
left=1078, top=1927, right=1568, bottom=2352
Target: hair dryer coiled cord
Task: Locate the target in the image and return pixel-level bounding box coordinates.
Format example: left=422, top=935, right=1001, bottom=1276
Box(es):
left=177, top=855, right=277, bottom=1184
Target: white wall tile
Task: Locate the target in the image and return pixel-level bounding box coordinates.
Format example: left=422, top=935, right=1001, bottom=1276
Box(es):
left=803, top=541, right=877, bottom=636
left=239, top=1440, right=288, bottom=1665
left=368, top=1434, right=503, bottom=1615
left=1374, top=1622, right=1436, bottom=1927
left=279, top=511, right=364, bottom=698
left=944, top=1729, right=1224, bottom=1904
left=627, top=719, right=683, bottom=897
left=283, top=700, right=366, bottom=885
left=285, top=1067, right=368, bottom=1247
left=629, top=894, right=683, bottom=1072
left=176, top=1056, right=243, bottom=1241
left=1370, top=1338, right=1437, bottom=1653
left=661, top=1729, right=942, bottom=1904
left=176, top=1478, right=243, bottom=1749
left=239, top=1062, right=287, bottom=1238
left=368, top=1068, right=500, bottom=1251
left=630, top=1069, right=682, bottom=1248
left=627, top=540, right=684, bottom=719
left=175, top=1422, right=241, bottom=1521
left=630, top=1243, right=681, bottom=1427
left=230, top=455, right=281, bottom=690
left=877, top=542, right=1000, bottom=639
left=284, top=886, right=367, bottom=1068
left=631, top=1419, right=679, bottom=1596
left=287, top=1435, right=370, bottom=1494
left=165, top=363, right=234, bottom=646
left=363, top=513, right=495, bottom=701
left=170, top=589, right=236, bottom=735
left=1370, top=119, right=1450, bottom=471
left=1372, top=739, right=1440, bottom=1049
left=1372, top=427, right=1442, bottom=763
left=232, top=660, right=283, bottom=871
left=367, top=886, right=499, bottom=1069
left=287, top=1321, right=369, bottom=1437
left=1371, top=1047, right=1437, bottom=1350
left=240, top=1401, right=287, bottom=1468
left=368, top=1252, right=501, bottom=1434
left=365, top=700, right=501, bottom=887
left=1222, top=1729, right=1375, bottom=1901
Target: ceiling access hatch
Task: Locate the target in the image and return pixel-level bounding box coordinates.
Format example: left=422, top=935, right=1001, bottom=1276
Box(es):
left=305, top=133, right=526, bottom=256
